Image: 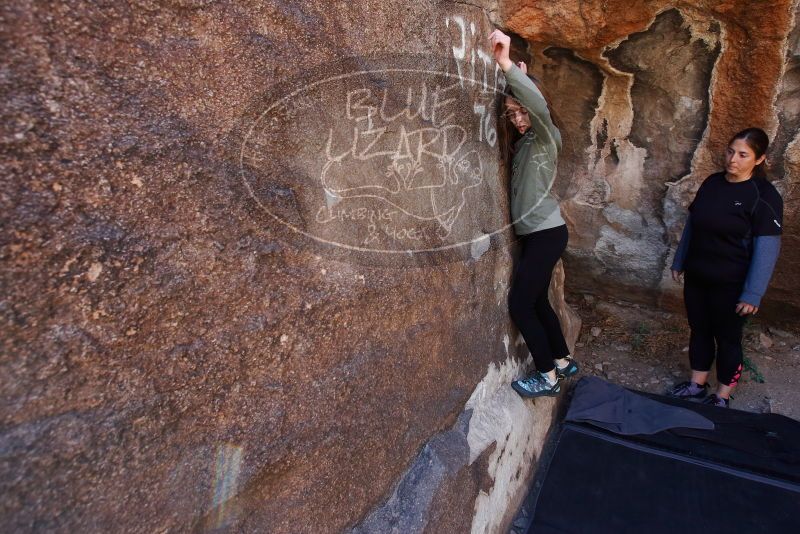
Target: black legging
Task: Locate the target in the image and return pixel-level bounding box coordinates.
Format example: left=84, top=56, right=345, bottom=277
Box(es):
left=684, top=272, right=745, bottom=386
left=509, top=224, right=570, bottom=373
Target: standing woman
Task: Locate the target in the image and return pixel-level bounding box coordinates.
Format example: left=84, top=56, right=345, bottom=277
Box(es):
left=669, top=128, right=783, bottom=407
left=488, top=29, right=578, bottom=398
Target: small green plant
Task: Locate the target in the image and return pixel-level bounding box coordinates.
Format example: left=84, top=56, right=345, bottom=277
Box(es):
left=743, top=356, right=765, bottom=383
left=630, top=322, right=650, bottom=351
left=742, top=316, right=761, bottom=337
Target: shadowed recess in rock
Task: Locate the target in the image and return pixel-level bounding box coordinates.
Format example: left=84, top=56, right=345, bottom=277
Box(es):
left=607, top=9, right=720, bottom=196
left=537, top=47, right=605, bottom=200
left=596, top=8, right=721, bottom=292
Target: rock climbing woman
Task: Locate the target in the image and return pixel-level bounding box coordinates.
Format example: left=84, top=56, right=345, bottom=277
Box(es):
left=488, top=28, right=579, bottom=398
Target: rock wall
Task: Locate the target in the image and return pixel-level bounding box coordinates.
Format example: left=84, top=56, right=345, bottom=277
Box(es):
left=16, top=0, right=798, bottom=530
left=503, top=0, right=800, bottom=319
left=1, top=1, right=580, bottom=533
left=768, top=1, right=800, bottom=317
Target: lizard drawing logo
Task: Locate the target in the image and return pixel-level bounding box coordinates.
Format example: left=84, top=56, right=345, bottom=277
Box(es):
left=320, top=114, right=484, bottom=237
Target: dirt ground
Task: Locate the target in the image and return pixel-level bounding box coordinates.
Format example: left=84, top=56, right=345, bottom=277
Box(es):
left=566, top=294, right=800, bottom=418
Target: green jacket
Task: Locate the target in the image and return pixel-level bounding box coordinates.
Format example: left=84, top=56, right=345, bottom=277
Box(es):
left=505, top=64, right=565, bottom=235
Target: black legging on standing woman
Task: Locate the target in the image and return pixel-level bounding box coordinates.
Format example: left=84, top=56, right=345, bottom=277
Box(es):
left=508, top=224, right=571, bottom=373
left=684, top=273, right=745, bottom=387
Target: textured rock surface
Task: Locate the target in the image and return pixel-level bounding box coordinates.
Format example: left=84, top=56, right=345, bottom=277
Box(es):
left=12, top=0, right=800, bottom=531
left=504, top=0, right=800, bottom=318
left=767, top=1, right=800, bottom=317
left=1, top=1, right=580, bottom=533
left=350, top=260, right=579, bottom=534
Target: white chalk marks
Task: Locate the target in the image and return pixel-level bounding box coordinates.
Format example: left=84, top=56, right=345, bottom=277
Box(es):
left=208, top=443, right=243, bottom=529
left=320, top=83, right=484, bottom=239
left=240, top=21, right=509, bottom=256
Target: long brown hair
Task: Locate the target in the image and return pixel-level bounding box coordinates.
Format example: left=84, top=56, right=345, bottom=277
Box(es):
left=496, top=73, right=564, bottom=167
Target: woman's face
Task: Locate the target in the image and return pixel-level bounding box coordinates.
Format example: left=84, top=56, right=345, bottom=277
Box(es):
left=725, top=138, right=765, bottom=179
left=505, top=97, right=531, bottom=135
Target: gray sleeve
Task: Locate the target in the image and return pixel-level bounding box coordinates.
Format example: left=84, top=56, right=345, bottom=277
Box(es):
left=739, top=235, right=781, bottom=307
left=671, top=216, right=692, bottom=272
left=504, top=64, right=561, bottom=149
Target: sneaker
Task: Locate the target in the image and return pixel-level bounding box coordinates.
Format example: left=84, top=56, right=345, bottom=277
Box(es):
left=702, top=394, right=730, bottom=408
left=512, top=372, right=561, bottom=398
left=555, top=356, right=579, bottom=379
left=666, top=381, right=709, bottom=399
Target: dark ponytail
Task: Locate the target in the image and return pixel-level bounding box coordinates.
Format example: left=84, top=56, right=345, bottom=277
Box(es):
left=729, top=127, right=770, bottom=179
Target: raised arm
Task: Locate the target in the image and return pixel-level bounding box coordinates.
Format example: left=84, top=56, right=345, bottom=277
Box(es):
left=489, top=29, right=561, bottom=147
